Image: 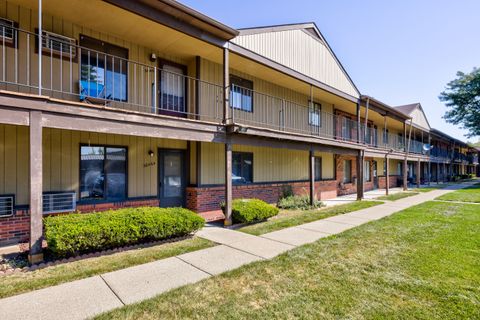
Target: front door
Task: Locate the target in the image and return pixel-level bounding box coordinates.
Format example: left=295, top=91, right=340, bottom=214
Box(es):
left=158, top=61, right=187, bottom=117
left=373, top=161, right=379, bottom=189
left=158, top=149, right=186, bottom=207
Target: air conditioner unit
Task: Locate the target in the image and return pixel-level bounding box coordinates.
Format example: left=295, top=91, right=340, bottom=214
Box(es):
left=0, top=195, right=14, bottom=217
left=41, top=30, right=77, bottom=58
left=43, top=192, right=76, bottom=214
left=0, top=18, right=16, bottom=44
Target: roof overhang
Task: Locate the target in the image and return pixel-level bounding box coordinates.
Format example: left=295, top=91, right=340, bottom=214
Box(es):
left=360, top=95, right=411, bottom=122
left=104, top=0, right=239, bottom=47
left=229, top=42, right=359, bottom=103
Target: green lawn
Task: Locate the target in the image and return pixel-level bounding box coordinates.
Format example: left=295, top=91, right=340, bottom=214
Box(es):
left=97, top=201, right=480, bottom=320
left=238, top=201, right=383, bottom=235
left=0, top=237, right=214, bottom=299
left=376, top=192, right=419, bottom=201
left=435, top=183, right=480, bottom=203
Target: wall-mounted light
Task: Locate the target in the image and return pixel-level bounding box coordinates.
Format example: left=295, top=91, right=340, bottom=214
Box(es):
left=148, top=150, right=155, bottom=157
left=149, top=53, right=157, bottom=62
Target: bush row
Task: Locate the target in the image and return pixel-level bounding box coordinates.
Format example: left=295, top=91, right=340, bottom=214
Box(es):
left=224, top=199, right=279, bottom=223
left=44, top=207, right=205, bottom=257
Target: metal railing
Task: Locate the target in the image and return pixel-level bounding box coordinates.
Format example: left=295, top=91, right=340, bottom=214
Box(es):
left=0, top=26, right=224, bottom=122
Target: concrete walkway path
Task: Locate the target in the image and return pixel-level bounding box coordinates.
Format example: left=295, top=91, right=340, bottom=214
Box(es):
left=0, top=182, right=475, bottom=320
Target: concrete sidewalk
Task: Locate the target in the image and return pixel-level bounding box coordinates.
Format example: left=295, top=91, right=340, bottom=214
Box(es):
left=0, top=182, right=475, bottom=320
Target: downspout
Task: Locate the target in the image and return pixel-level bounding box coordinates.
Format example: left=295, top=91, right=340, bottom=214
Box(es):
left=38, top=0, right=42, bottom=95
left=403, top=118, right=413, bottom=190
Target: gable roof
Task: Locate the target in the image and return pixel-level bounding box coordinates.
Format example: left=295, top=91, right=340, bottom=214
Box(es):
left=394, top=103, right=431, bottom=131
left=232, top=22, right=360, bottom=98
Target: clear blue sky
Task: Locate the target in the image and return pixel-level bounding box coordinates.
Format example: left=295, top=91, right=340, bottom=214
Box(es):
left=182, top=0, right=480, bottom=142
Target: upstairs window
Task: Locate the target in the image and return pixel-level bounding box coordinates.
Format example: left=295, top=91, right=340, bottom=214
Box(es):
left=0, top=18, right=18, bottom=48
left=230, top=76, right=253, bottom=112
left=232, top=152, right=253, bottom=184
left=309, top=102, right=322, bottom=127
left=80, top=35, right=128, bottom=102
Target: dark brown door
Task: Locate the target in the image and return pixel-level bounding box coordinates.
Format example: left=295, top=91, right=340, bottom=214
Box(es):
left=158, top=149, right=186, bottom=207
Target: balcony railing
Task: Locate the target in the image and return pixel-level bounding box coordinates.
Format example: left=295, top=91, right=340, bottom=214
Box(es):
left=0, top=26, right=224, bottom=122
left=0, top=26, right=446, bottom=156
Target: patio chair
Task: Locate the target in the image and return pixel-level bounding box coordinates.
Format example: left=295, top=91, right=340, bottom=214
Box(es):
left=79, top=80, right=111, bottom=105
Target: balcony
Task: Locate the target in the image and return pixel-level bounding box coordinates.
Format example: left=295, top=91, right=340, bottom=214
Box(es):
left=0, top=26, right=224, bottom=123
left=0, top=26, right=416, bottom=155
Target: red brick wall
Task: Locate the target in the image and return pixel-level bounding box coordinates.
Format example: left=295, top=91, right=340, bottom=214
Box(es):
left=378, top=175, right=400, bottom=189
left=0, top=209, right=29, bottom=246
left=187, top=180, right=338, bottom=213
left=0, top=198, right=160, bottom=246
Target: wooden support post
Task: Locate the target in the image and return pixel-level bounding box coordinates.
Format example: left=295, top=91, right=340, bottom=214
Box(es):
left=357, top=150, right=364, bottom=200
left=443, top=162, right=447, bottom=182
left=223, top=46, right=230, bottom=125
left=224, top=140, right=233, bottom=226
left=309, top=149, right=315, bottom=205
left=29, top=111, right=43, bottom=264
left=436, top=162, right=440, bottom=184
left=403, top=159, right=408, bottom=190
left=385, top=155, right=390, bottom=195
left=416, top=159, right=421, bottom=188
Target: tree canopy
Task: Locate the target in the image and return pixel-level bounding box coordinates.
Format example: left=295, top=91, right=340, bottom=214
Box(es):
left=439, top=67, right=480, bottom=138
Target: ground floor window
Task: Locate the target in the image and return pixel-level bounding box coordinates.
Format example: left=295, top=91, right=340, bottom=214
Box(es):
left=364, top=160, right=371, bottom=182
left=80, top=146, right=127, bottom=201
left=233, top=152, right=253, bottom=184
left=343, top=160, right=352, bottom=183
left=314, top=157, right=322, bottom=181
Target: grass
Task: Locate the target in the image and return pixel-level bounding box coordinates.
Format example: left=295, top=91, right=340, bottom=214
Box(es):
left=412, top=185, right=446, bottom=193
left=435, top=183, right=480, bottom=203
left=0, top=237, right=214, bottom=299
left=96, top=201, right=480, bottom=320
left=238, top=201, right=383, bottom=236
left=376, top=192, right=419, bottom=201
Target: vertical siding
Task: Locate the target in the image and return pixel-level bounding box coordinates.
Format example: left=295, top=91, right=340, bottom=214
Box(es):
left=232, top=29, right=359, bottom=98
left=200, top=142, right=335, bottom=185
left=0, top=125, right=188, bottom=205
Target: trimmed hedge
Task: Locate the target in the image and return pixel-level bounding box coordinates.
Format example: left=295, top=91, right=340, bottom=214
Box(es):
left=230, top=199, right=279, bottom=223
left=44, top=207, right=205, bottom=257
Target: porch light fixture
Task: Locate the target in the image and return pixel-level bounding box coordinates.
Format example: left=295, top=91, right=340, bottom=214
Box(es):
left=150, top=53, right=157, bottom=62
left=148, top=150, right=155, bottom=157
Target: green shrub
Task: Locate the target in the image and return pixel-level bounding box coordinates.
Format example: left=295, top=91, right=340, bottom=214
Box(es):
left=277, top=195, right=324, bottom=210
left=226, top=199, right=279, bottom=224
left=44, top=207, right=205, bottom=257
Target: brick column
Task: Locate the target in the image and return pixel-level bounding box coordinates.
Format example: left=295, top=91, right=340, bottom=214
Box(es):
left=29, top=111, right=43, bottom=263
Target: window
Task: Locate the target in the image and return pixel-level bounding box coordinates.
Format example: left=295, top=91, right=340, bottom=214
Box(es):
left=80, top=146, right=127, bottom=201
left=230, top=76, right=253, bottom=112
left=383, top=129, right=389, bottom=144
left=397, top=162, right=403, bottom=176
left=160, top=62, right=186, bottom=113
left=343, top=160, right=352, bottom=183
left=309, top=102, right=321, bottom=127
left=0, top=18, right=17, bottom=48
left=80, top=35, right=128, bottom=102
left=364, top=160, right=371, bottom=182
left=232, top=152, right=253, bottom=184
left=341, top=117, right=352, bottom=140
left=314, top=157, right=322, bottom=181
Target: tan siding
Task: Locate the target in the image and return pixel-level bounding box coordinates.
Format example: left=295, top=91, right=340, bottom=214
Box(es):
left=233, top=29, right=359, bottom=98
left=200, top=143, right=337, bottom=184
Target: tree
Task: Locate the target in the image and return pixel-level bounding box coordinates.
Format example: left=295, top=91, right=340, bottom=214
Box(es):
left=439, top=67, right=480, bottom=138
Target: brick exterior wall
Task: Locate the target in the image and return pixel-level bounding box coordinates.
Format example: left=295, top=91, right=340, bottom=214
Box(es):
left=378, top=175, right=401, bottom=189
left=187, top=180, right=338, bottom=213
left=0, top=198, right=160, bottom=246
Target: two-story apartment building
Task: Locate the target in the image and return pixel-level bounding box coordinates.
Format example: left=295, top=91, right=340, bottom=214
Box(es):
left=0, top=0, right=477, bottom=262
